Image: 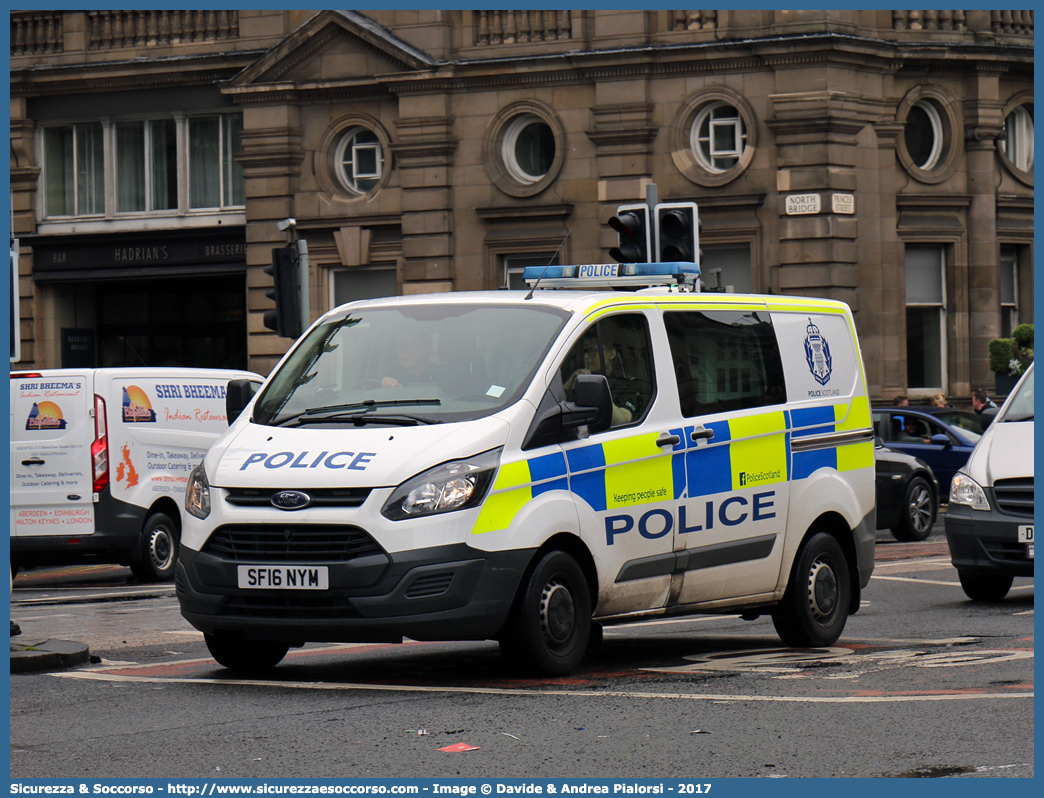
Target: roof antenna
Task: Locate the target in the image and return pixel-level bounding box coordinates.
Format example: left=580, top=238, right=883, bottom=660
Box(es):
left=524, top=227, right=572, bottom=300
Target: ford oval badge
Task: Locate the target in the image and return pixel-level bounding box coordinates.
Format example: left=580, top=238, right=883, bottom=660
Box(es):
left=271, top=490, right=312, bottom=511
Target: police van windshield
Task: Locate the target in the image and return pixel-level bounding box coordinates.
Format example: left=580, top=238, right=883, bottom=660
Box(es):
left=1000, top=363, right=1033, bottom=422
left=253, top=303, right=570, bottom=427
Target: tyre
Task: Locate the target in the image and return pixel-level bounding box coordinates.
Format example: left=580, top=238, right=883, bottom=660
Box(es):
left=891, top=476, right=936, bottom=542
left=499, top=550, right=592, bottom=676
left=205, top=633, right=290, bottom=671
left=129, top=512, right=179, bottom=582
left=772, top=532, right=851, bottom=647
left=957, top=570, right=1013, bottom=601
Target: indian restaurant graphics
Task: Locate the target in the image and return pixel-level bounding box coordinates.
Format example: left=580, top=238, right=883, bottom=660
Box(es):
left=25, top=401, right=67, bottom=430
left=122, top=385, right=157, bottom=422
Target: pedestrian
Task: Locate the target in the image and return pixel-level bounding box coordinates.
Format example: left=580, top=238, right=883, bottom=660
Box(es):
left=929, top=393, right=953, bottom=408
left=893, top=395, right=909, bottom=407
left=970, top=388, right=997, bottom=417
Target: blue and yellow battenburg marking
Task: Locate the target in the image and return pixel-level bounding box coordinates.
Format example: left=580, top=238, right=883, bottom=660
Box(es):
left=471, top=400, right=872, bottom=536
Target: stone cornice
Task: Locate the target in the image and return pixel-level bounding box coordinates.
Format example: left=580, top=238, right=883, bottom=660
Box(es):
left=10, top=52, right=263, bottom=96
left=693, top=193, right=766, bottom=211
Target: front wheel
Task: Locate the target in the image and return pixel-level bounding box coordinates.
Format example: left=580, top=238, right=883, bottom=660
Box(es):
left=772, top=532, right=851, bottom=647
left=957, top=570, right=1013, bottom=601
left=130, top=512, right=179, bottom=582
left=204, top=633, right=290, bottom=671
left=499, top=550, right=592, bottom=676
left=891, top=476, right=936, bottom=542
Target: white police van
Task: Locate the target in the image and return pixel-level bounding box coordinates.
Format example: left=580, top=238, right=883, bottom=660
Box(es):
left=177, top=262, right=876, bottom=675
left=10, top=368, right=261, bottom=581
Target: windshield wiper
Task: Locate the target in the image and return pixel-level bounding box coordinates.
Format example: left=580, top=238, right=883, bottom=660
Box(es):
left=290, top=413, right=441, bottom=427
left=272, top=399, right=441, bottom=427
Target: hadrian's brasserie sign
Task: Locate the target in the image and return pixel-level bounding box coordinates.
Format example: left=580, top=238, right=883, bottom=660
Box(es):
left=32, top=233, right=247, bottom=278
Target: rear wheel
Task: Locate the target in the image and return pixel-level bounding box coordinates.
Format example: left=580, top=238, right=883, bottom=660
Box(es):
left=130, top=512, right=179, bottom=582
left=772, top=532, right=851, bottom=647
left=499, top=550, right=591, bottom=676
left=204, top=633, right=290, bottom=671
left=957, top=570, right=1013, bottom=601
left=891, top=476, right=936, bottom=542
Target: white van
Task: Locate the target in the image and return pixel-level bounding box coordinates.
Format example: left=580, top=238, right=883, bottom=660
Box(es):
left=10, top=368, right=261, bottom=581
left=945, top=361, right=1034, bottom=600
left=176, top=264, right=876, bottom=675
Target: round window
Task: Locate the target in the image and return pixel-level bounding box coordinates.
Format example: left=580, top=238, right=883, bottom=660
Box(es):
left=335, top=126, right=384, bottom=195
left=690, top=102, right=748, bottom=173
left=904, top=101, right=943, bottom=170
left=1004, top=103, right=1034, bottom=173
left=503, top=114, right=556, bottom=184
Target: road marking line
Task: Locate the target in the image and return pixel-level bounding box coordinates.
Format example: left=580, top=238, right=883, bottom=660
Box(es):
left=49, top=670, right=1032, bottom=703
left=872, top=576, right=963, bottom=586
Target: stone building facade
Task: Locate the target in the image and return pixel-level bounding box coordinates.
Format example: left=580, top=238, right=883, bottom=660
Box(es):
left=10, top=9, right=1034, bottom=400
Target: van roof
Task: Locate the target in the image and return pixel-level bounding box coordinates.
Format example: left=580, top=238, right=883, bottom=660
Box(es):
left=319, top=289, right=853, bottom=321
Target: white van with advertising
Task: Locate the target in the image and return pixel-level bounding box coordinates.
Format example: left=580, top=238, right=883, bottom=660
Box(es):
left=10, top=368, right=262, bottom=581
left=176, top=263, right=876, bottom=675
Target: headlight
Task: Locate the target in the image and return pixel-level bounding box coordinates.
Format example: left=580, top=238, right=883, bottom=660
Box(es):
left=949, top=472, right=990, bottom=511
left=185, top=462, right=212, bottom=520
left=382, top=449, right=501, bottom=521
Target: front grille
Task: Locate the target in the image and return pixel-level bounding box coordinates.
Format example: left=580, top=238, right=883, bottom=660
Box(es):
left=224, top=487, right=371, bottom=508
left=223, top=593, right=362, bottom=619
left=993, top=478, right=1034, bottom=518
left=202, top=525, right=384, bottom=562
left=405, top=573, right=454, bottom=599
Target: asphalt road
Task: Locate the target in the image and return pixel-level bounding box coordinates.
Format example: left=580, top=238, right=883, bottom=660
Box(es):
left=9, top=520, right=1034, bottom=779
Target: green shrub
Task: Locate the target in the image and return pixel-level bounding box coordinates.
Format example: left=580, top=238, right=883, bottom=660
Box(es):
left=1012, top=323, right=1034, bottom=348
left=989, top=324, right=1033, bottom=375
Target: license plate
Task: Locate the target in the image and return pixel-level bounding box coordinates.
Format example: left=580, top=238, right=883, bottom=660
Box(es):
left=237, top=565, right=329, bottom=590
left=1018, top=525, right=1034, bottom=543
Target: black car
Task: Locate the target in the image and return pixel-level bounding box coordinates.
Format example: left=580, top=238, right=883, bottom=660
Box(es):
left=875, top=441, right=939, bottom=541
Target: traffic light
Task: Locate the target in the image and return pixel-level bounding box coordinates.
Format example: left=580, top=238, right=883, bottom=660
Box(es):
left=264, top=245, right=302, bottom=339
left=608, top=204, right=652, bottom=264
left=655, top=202, right=701, bottom=265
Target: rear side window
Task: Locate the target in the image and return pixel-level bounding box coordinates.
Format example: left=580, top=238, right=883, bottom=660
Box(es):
left=664, top=310, right=786, bottom=417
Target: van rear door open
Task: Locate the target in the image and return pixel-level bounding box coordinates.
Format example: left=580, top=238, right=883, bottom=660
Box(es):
left=10, top=373, right=96, bottom=538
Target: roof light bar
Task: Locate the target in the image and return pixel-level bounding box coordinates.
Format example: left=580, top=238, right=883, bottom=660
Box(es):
left=523, top=261, right=700, bottom=290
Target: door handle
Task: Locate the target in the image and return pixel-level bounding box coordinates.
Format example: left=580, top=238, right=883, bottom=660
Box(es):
left=656, top=433, right=681, bottom=448
left=690, top=427, right=715, bottom=442
left=21, top=457, right=45, bottom=466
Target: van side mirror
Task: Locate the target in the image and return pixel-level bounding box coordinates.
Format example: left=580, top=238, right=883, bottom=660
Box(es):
left=520, top=375, right=614, bottom=450
left=226, top=379, right=260, bottom=425
left=568, top=374, right=613, bottom=435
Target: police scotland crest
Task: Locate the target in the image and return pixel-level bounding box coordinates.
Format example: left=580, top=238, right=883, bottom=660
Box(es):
left=804, top=318, right=832, bottom=385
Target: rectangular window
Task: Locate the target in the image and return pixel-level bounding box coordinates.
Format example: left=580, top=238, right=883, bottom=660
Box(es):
left=150, top=119, right=178, bottom=211
left=42, top=114, right=240, bottom=219
left=1000, top=245, right=1018, bottom=338
left=331, top=266, right=398, bottom=308
left=189, top=116, right=221, bottom=208
left=664, top=310, right=786, bottom=417
left=905, top=244, right=946, bottom=390
left=189, top=114, right=245, bottom=209
left=501, top=252, right=560, bottom=290
left=116, top=122, right=146, bottom=212
left=43, top=123, right=104, bottom=217
left=701, top=246, right=751, bottom=293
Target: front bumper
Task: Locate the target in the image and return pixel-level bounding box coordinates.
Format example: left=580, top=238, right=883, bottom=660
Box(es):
left=176, top=540, right=534, bottom=644
left=944, top=506, right=1034, bottom=578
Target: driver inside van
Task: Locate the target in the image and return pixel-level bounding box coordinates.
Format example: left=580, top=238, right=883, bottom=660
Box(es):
left=561, top=333, right=635, bottom=427
left=381, top=329, right=436, bottom=388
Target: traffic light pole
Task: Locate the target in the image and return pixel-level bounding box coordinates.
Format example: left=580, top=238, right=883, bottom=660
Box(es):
left=297, top=238, right=310, bottom=331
